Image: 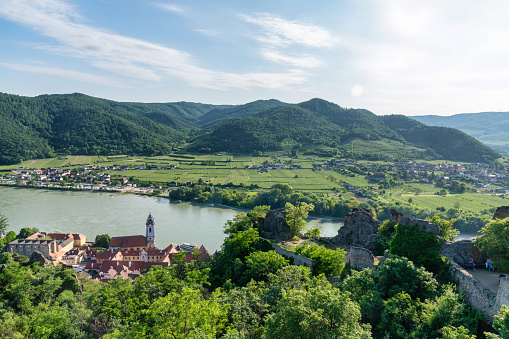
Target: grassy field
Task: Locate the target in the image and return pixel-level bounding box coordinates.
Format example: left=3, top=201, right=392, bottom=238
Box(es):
left=388, top=192, right=506, bottom=213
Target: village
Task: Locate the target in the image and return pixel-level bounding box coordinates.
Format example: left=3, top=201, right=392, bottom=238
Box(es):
left=3, top=213, right=209, bottom=282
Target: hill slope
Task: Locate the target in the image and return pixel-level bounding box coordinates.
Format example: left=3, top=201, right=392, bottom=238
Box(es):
left=0, top=93, right=501, bottom=164
left=412, top=112, right=509, bottom=156
left=194, top=98, right=500, bottom=162
left=0, top=93, right=196, bottom=164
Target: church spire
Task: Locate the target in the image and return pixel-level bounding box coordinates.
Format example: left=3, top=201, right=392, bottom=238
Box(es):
left=146, top=213, right=155, bottom=247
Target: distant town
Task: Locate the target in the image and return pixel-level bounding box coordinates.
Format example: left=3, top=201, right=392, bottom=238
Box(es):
left=3, top=213, right=209, bottom=282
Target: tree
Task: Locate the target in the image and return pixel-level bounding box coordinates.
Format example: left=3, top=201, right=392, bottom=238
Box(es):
left=295, top=243, right=346, bottom=276
left=223, top=205, right=269, bottom=236
left=106, top=288, right=228, bottom=338
left=390, top=223, right=449, bottom=275
left=427, top=215, right=459, bottom=241
left=16, top=227, right=39, bottom=239
left=475, top=217, right=509, bottom=271
left=374, top=254, right=437, bottom=301
left=242, top=250, right=288, bottom=283
left=284, top=202, right=314, bottom=236
left=263, top=285, right=371, bottom=339
left=95, top=234, right=111, bottom=249
left=0, top=213, right=8, bottom=234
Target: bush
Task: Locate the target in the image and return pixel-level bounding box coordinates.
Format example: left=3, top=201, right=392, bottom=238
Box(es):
left=295, top=243, right=346, bottom=276
left=390, top=223, right=449, bottom=275
left=378, top=220, right=396, bottom=237
left=375, top=237, right=390, bottom=256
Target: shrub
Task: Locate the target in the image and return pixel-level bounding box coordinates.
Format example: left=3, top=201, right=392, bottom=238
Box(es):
left=390, top=224, right=449, bottom=275
left=378, top=220, right=396, bottom=237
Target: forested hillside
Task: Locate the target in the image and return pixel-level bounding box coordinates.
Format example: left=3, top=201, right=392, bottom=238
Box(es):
left=0, top=93, right=501, bottom=164
left=194, top=98, right=500, bottom=163
left=381, top=115, right=501, bottom=163
left=412, top=112, right=509, bottom=156
left=0, top=93, right=204, bottom=164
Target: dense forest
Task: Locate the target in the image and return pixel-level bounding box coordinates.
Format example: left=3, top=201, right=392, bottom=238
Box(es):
left=0, top=92, right=501, bottom=165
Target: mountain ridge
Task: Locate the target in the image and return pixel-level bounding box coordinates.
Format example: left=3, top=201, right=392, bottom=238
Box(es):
left=0, top=92, right=501, bottom=164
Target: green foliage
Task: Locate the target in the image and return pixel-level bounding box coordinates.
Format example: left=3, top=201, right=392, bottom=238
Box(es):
left=95, top=234, right=111, bottom=249
left=295, top=243, right=346, bottom=276
left=304, top=227, right=321, bottom=239
left=0, top=213, right=8, bottom=234
left=377, top=220, right=396, bottom=237
left=390, top=223, right=450, bottom=275
left=284, top=202, right=314, bottom=236
left=105, top=288, right=228, bottom=338
left=374, top=254, right=438, bottom=300
left=441, top=326, right=476, bottom=339
left=16, top=227, right=39, bottom=239
left=374, top=236, right=390, bottom=256
left=0, top=252, right=13, bottom=265
left=223, top=205, right=269, bottom=236
left=428, top=215, right=460, bottom=241
left=475, top=217, right=509, bottom=271
left=243, top=251, right=289, bottom=283
left=263, top=285, right=372, bottom=339
left=492, top=305, right=509, bottom=339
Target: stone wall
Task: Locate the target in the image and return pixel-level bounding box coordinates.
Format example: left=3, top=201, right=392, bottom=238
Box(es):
left=345, top=246, right=375, bottom=270
left=449, top=261, right=498, bottom=321
left=272, top=243, right=313, bottom=268
left=495, top=277, right=509, bottom=315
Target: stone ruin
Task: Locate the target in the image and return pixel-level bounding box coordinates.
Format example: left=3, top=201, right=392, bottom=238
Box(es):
left=256, top=208, right=292, bottom=240
left=390, top=209, right=440, bottom=235
left=331, top=208, right=381, bottom=252
left=493, top=206, right=509, bottom=220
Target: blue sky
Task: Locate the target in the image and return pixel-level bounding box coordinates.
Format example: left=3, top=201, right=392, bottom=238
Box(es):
left=1, top=0, right=509, bottom=116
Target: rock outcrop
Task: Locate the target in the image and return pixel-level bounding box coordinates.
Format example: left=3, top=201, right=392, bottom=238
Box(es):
left=258, top=208, right=291, bottom=239
left=29, top=251, right=50, bottom=266
left=345, top=247, right=375, bottom=270
left=391, top=209, right=440, bottom=235
left=332, top=208, right=381, bottom=249
left=493, top=206, right=509, bottom=220
left=441, top=237, right=486, bottom=267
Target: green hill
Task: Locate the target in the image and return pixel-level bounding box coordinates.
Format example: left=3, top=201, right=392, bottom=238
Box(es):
left=412, top=112, right=509, bottom=156
left=0, top=93, right=501, bottom=164
left=193, top=98, right=500, bottom=162
left=0, top=93, right=195, bottom=164
left=198, top=99, right=289, bottom=127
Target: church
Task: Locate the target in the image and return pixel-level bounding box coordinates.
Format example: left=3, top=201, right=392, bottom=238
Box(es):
left=109, top=213, right=156, bottom=250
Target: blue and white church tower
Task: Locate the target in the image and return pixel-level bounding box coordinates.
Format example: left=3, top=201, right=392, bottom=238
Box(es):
left=146, top=213, right=155, bottom=247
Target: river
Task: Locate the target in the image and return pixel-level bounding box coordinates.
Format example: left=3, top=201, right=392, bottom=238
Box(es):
left=0, top=186, right=343, bottom=251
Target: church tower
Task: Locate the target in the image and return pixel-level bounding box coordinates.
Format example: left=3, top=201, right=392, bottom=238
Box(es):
left=146, top=213, right=155, bottom=247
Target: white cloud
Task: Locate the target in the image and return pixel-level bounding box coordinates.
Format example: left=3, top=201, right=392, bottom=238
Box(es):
left=261, top=49, right=323, bottom=68
left=241, top=13, right=339, bottom=48
left=153, top=3, right=185, bottom=14
left=0, top=0, right=307, bottom=90
left=240, top=12, right=338, bottom=69
left=0, top=62, right=127, bottom=87
left=194, top=29, right=218, bottom=36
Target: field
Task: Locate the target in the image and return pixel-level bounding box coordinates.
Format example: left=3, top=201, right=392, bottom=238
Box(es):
left=1, top=153, right=506, bottom=212
left=389, top=192, right=507, bottom=213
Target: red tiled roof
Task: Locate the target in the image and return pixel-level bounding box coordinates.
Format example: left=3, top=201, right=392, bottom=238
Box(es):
left=109, top=235, right=147, bottom=249
left=72, top=233, right=86, bottom=239
left=97, top=249, right=123, bottom=261
left=47, top=233, right=72, bottom=241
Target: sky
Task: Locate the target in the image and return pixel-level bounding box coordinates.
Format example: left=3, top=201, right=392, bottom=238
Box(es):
left=1, top=0, right=509, bottom=116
